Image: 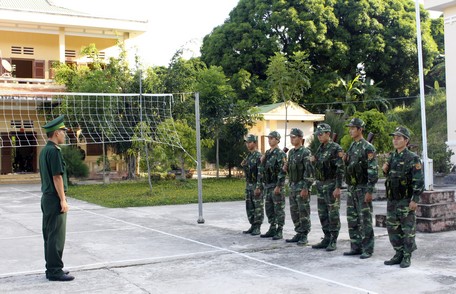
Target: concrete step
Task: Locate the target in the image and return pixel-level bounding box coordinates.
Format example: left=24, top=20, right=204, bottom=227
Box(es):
left=420, top=190, right=455, bottom=204
left=417, top=216, right=456, bottom=233
left=0, top=173, right=41, bottom=184
left=417, top=202, right=456, bottom=219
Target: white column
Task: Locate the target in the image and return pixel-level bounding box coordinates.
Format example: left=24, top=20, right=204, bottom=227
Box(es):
left=59, top=27, right=65, bottom=63
left=444, top=8, right=456, bottom=165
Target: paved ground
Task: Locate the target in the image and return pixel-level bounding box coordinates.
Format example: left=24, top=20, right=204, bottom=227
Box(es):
left=1, top=183, right=456, bottom=294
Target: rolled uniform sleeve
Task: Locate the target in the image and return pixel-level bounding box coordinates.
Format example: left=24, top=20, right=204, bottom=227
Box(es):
left=410, top=156, right=425, bottom=203
left=365, top=145, right=378, bottom=194
left=276, top=151, right=287, bottom=188
left=334, top=145, right=344, bottom=188
left=302, top=148, right=314, bottom=190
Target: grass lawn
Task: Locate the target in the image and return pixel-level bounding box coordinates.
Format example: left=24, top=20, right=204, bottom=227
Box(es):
left=68, top=177, right=246, bottom=208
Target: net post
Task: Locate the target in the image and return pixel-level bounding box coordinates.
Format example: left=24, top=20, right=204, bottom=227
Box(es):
left=195, top=92, right=205, bottom=224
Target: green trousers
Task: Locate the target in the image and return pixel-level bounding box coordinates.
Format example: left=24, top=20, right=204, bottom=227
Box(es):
left=41, top=193, right=67, bottom=278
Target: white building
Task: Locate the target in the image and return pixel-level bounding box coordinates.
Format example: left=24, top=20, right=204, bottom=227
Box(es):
left=424, top=0, right=456, bottom=165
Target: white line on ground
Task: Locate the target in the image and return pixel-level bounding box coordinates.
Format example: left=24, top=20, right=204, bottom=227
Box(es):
left=10, top=188, right=377, bottom=294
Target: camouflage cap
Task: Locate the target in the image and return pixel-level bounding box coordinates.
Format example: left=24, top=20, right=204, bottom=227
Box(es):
left=42, top=115, right=68, bottom=133
left=244, top=134, right=258, bottom=143
left=390, top=126, right=410, bottom=139
left=267, top=131, right=281, bottom=140
left=346, top=117, right=365, bottom=128
left=289, top=128, right=303, bottom=137
left=314, top=123, right=331, bottom=135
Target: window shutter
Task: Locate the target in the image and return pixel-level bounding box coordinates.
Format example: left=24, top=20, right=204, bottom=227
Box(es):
left=34, top=60, right=45, bottom=78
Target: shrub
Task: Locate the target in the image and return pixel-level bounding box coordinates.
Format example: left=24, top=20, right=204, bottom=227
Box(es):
left=61, top=146, right=89, bottom=178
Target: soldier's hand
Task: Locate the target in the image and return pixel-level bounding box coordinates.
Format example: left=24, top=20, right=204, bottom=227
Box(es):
left=342, top=153, right=348, bottom=162
left=364, top=192, right=373, bottom=203
left=282, top=163, right=288, bottom=173
left=333, top=187, right=341, bottom=199
left=254, top=188, right=261, bottom=197
left=241, top=159, right=246, bottom=166
left=274, top=186, right=281, bottom=195
left=310, top=156, right=316, bottom=163
left=60, top=199, right=69, bottom=213
left=300, top=189, right=309, bottom=199
left=409, top=200, right=417, bottom=211
left=382, top=162, right=389, bottom=174
left=260, top=155, right=266, bottom=163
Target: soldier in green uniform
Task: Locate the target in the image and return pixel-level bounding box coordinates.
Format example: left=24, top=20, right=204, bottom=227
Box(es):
left=39, top=115, right=74, bottom=281
left=283, top=128, right=314, bottom=246
left=343, top=118, right=378, bottom=259
left=241, top=134, right=264, bottom=236
left=259, top=131, right=287, bottom=240
left=311, top=123, right=344, bottom=251
left=383, top=126, right=424, bottom=268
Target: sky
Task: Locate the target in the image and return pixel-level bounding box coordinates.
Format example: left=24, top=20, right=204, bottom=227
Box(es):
left=56, top=0, right=240, bottom=67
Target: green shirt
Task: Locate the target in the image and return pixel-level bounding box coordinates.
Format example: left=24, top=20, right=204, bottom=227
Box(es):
left=384, top=148, right=424, bottom=202
left=345, top=138, right=378, bottom=193
left=258, top=147, right=286, bottom=188
left=314, top=141, right=344, bottom=188
left=286, top=146, right=314, bottom=190
left=242, top=150, right=262, bottom=189
left=39, top=141, right=68, bottom=195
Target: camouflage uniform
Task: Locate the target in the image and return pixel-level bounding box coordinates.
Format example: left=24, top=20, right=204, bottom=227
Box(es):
left=259, top=132, right=287, bottom=239
left=384, top=126, right=424, bottom=268
left=241, top=135, right=264, bottom=235
left=285, top=129, right=314, bottom=245
left=344, top=118, right=378, bottom=258
left=312, top=124, right=344, bottom=250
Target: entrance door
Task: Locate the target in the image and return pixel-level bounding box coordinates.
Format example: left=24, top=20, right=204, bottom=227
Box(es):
left=0, top=133, right=12, bottom=174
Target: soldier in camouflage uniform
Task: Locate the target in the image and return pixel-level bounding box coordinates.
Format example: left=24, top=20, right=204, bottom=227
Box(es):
left=283, top=128, right=314, bottom=246
left=241, top=134, right=264, bottom=236
left=259, top=131, right=287, bottom=240
left=383, top=126, right=424, bottom=268
left=343, top=118, right=378, bottom=259
left=311, top=123, right=344, bottom=251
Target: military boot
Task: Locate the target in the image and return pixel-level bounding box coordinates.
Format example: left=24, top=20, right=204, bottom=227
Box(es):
left=250, top=225, right=261, bottom=236
left=285, top=233, right=301, bottom=243
left=400, top=253, right=411, bottom=268
left=260, top=226, right=277, bottom=238
left=297, top=234, right=308, bottom=246
left=312, top=235, right=330, bottom=249
left=242, top=225, right=254, bottom=234
left=326, top=236, right=337, bottom=251
left=272, top=227, right=283, bottom=240
left=384, top=251, right=403, bottom=265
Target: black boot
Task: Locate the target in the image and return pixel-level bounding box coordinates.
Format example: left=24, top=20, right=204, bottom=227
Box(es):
left=260, top=226, right=277, bottom=238
left=285, top=233, right=301, bottom=243
left=312, top=235, right=330, bottom=249
left=384, top=251, right=403, bottom=265
left=250, top=225, right=261, bottom=236
left=242, top=225, right=254, bottom=234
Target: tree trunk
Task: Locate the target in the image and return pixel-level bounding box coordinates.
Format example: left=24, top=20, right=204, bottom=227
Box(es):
left=126, top=153, right=137, bottom=179
left=180, top=154, right=186, bottom=180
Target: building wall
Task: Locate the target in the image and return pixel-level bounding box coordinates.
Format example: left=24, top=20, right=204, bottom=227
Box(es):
left=1, top=30, right=118, bottom=79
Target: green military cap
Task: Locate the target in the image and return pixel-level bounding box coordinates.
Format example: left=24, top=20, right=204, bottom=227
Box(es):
left=390, top=126, right=410, bottom=139
left=244, top=134, right=258, bottom=143
left=289, top=128, right=303, bottom=137
left=314, top=123, right=331, bottom=135
left=42, top=115, right=68, bottom=133
left=346, top=117, right=365, bottom=128
left=267, top=131, right=281, bottom=140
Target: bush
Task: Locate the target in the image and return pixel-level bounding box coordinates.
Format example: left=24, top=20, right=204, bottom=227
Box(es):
left=61, top=146, right=89, bottom=178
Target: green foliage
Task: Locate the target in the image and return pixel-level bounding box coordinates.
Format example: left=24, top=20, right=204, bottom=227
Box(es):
left=266, top=51, right=312, bottom=103
left=61, top=146, right=89, bottom=178
left=340, top=109, right=395, bottom=153
left=67, top=178, right=245, bottom=207
left=391, top=89, right=453, bottom=173
left=201, top=0, right=439, bottom=106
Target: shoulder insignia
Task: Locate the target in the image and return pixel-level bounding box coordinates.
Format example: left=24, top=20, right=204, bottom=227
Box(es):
left=367, top=152, right=375, bottom=160
left=415, top=163, right=422, bottom=170
left=338, top=151, right=344, bottom=158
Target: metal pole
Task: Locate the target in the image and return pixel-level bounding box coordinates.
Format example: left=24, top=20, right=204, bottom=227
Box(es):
left=139, top=70, right=153, bottom=192
left=415, top=0, right=433, bottom=190
left=195, top=92, right=205, bottom=223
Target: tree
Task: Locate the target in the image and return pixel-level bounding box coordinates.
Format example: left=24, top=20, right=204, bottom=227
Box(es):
left=196, top=66, right=235, bottom=177
left=201, top=0, right=439, bottom=107
left=266, top=51, right=312, bottom=135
